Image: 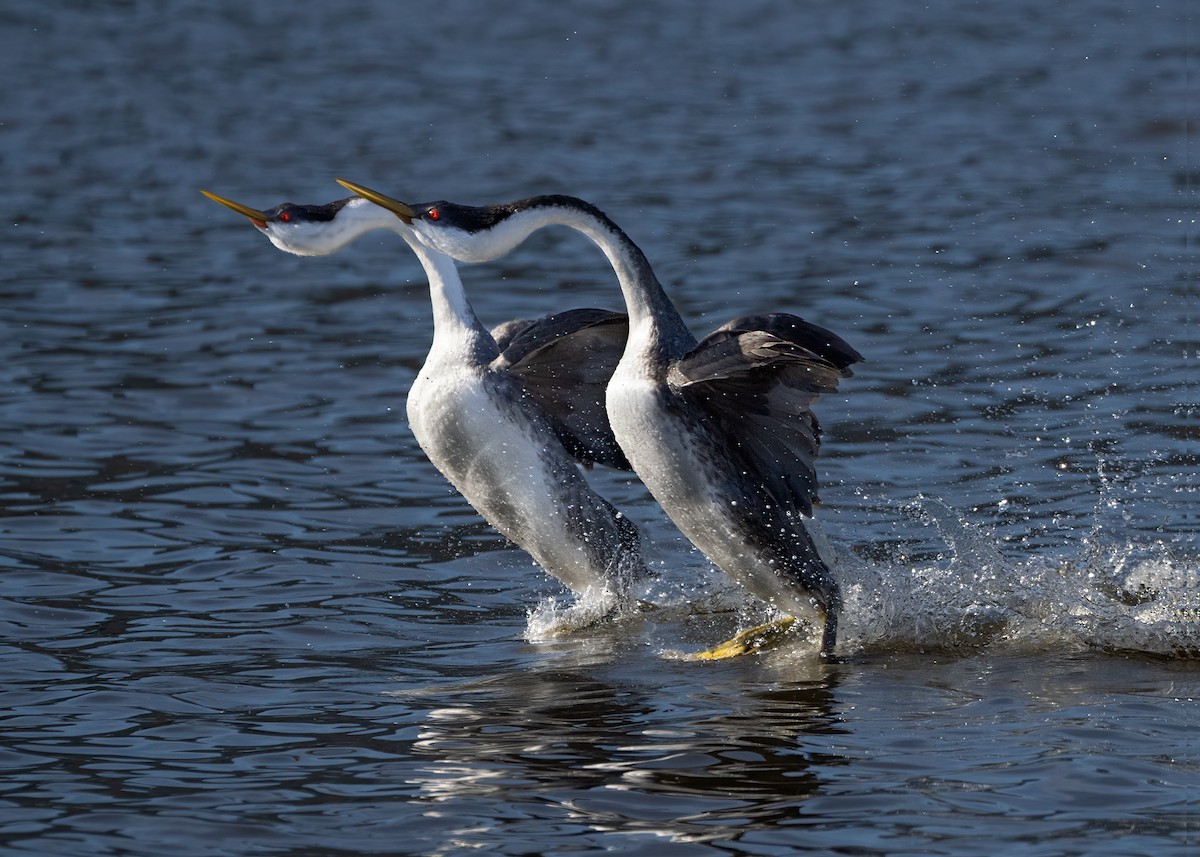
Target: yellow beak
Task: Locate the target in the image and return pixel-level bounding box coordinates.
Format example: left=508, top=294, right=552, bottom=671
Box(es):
left=200, top=189, right=270, bottom=230
left=335, top=178, right=417, bottom=224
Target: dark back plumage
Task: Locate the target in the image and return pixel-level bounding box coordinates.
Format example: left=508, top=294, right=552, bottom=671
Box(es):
left=496, top=308, right=632, bottom=471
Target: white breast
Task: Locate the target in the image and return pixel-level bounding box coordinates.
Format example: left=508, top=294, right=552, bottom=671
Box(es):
left=606, top=365, right=817, bottom=617
left=407, top=359, right=618, bottom=595
left=407, top=361, right=547, bottom=516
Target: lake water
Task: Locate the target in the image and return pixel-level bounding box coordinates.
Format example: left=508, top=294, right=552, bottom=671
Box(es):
left=1, top=1, right=1196, bottom=854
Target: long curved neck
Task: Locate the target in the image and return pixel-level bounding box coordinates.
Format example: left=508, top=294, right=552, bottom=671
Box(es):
left=490, top=199, right=698, bottom=362
left=332, top=200, right=498, bottom=364
left=394, top=230, right=498, bottom=364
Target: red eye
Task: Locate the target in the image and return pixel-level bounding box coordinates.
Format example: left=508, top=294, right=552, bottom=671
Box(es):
left=427, top=208, right=440, bottom=221
left=279, top=211, right=292, bottom=223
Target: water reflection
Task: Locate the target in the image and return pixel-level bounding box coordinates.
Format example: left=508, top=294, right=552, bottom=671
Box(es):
left=399, top=648, right=846, bottom=845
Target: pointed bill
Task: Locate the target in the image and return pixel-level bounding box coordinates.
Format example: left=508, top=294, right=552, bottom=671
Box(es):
left=335, top=178, right=416, bottom=224
left=200, top=189, right=270, bottom=229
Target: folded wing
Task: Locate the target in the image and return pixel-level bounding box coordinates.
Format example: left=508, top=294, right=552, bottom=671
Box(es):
left=495, top=308, right=632, bottom=471
left=672, top=313, right=862, bottom=516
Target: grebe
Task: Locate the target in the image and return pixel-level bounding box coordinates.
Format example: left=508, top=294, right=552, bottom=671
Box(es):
left=200, top=189, right=647, bottom=624
left=338, top=182, right=861, bottom=658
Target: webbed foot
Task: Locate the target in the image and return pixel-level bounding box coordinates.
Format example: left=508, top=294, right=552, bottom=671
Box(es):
left=685, top=616, right=797, bottom=660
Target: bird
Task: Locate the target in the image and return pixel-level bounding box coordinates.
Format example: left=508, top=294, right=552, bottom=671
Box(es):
left=199, top=188, right=648, bottom=628
left=337, top=181, right=862, bottom=659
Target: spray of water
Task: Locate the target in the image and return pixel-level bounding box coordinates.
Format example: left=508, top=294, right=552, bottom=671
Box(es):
left=838, top=496, right=1196, bottom=658
left=522, top=491, right=1196, bottom=659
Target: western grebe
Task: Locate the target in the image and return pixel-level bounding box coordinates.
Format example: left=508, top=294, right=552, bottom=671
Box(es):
left=338, top=182, right=862, bottom=659
left=200, top=189, right=648, bottom=625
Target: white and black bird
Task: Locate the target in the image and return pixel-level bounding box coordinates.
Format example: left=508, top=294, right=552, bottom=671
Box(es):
left=200, top=189, right=647, bottom=625
left=338, top=181, right=862, bottom=659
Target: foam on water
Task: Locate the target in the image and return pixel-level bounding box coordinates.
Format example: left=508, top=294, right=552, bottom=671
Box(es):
left=524, top=585, right=623, bottom=640
left=523, top=495, right=1196, bottom=660
left=835, top=496, right=1196, bottom=659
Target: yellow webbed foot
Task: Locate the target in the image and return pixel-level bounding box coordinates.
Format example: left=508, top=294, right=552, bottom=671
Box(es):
left=686, top=616, right=797, bottom=660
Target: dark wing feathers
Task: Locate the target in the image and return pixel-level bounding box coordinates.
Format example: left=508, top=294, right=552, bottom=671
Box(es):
left=706, top=312, right=863, bottom=372
left=673, top=313, right=862, bottom=516
left=495, top=308, right=631, bottom=471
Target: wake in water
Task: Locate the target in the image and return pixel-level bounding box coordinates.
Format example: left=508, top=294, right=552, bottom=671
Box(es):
left=524, top=497, right=1197, bottom=660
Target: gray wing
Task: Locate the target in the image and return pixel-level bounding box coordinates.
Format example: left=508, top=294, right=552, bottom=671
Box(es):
left=673, top=313, right=862, bottom=516
left=494, top=308, right=631, bottom=471
left=703, top=312, right=863, bottom=372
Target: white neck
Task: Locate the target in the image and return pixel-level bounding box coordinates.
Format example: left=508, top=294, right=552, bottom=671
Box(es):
left=271, top=198, right=495, bottom=363
left=405, top=237, right=497, bottom=363
left=419, top=200, right=697, bottom=365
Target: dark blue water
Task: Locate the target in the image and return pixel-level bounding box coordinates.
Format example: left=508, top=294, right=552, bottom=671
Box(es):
left=2, top=2, right=1196, bottom=855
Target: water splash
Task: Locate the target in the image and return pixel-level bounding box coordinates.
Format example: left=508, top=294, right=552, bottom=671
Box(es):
left=838, top=496, right=1197, bottom=658
left=520, top=492, right=1196, bottom=659
left=524, top=584, right=629, bottom=640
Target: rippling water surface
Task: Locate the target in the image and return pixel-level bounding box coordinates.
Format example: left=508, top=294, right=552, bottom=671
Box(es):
left=2, top=2, right=1196, bottom=854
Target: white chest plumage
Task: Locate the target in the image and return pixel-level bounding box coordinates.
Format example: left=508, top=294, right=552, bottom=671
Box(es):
left=407, top=356, right=623, bottom=595
left=607, top=354, right=820, bottom=620
left=606, top=325, right=714, bottom=507
left=407, top=359, right=546, bottom=516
